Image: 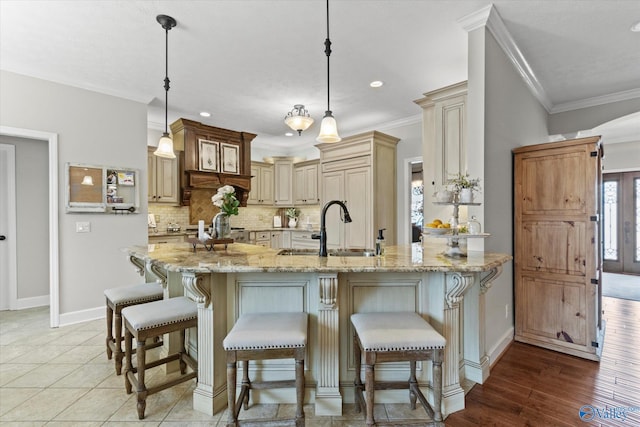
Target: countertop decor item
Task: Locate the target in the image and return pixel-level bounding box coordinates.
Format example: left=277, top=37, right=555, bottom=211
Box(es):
left=212, top=185, right=240, bottom=238
left=448, top=172, right=481, bottom=203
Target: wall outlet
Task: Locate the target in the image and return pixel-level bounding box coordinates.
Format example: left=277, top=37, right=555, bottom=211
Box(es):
left=505, top=304, right=509, bottom=319
left=76, top=221, right=90, bottom=233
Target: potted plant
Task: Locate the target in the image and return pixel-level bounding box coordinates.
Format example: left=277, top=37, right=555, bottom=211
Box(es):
left=448, top=172, right=481, bottom=203
left=211, top=185, right=240, bottom=238
left=285, top=207, right=300, bottom=228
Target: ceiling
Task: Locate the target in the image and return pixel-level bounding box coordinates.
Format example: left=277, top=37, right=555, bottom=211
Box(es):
left=1, top=1, right=639, bottom=153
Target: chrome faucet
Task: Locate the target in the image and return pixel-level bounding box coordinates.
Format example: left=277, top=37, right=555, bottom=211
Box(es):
left=312, top=200, right=353, bottom=257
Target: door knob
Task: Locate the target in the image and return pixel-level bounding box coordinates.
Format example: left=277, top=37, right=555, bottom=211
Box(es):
left=0, top=235, right=6, bottom=241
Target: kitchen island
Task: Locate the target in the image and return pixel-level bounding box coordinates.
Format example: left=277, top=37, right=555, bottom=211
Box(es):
left=124, top=241, right=511, bottom=418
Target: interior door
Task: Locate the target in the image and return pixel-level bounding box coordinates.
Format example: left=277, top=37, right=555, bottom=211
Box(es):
left=514, top=136, right=602, bottom=361
left=603, top=171, right=640, bottom=274
left=0, top=144, right=17, bottom=310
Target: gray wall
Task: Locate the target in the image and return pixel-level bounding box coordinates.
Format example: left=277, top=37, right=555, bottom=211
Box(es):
left=0, top=70, right=148, bottom=321
left=549, top=99, right=640, bottom=136
left=468, top=27, right=549, bottom=360
left=0, top=135, right=49, bottom=300
left=602, top=141, right=640, bottom=172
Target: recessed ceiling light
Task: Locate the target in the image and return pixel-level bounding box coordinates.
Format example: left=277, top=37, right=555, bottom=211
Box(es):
left=631, top=20, right=640, bottom=32
left=370, top=80, right=384, bottom=88
left=199, top=111, right=211, bottom=117
left=285, top=132, right=294, bottom=137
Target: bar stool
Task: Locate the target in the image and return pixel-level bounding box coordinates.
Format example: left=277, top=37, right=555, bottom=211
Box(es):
left=351, top=312, right=446, bottom=427
left=223, top=312, right=308, bottom=427
left=122, top=296, right=198, bottom=420
left=104, top=282, right=164, bottom=374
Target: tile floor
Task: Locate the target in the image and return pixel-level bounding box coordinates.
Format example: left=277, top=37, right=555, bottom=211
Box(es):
left=0, top=307, right=435, bottom=426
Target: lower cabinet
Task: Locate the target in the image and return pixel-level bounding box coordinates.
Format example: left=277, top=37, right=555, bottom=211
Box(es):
left=249, top=230, right=271, bottom=247
left=149, top=234, right=185, bottom=244
left=290, top=231, right=320, bottom=250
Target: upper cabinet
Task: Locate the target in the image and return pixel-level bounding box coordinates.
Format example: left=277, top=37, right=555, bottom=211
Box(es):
left=317, top=131, right=399, bottom=249
left=294, top=160, right=319, bottom=205
left=248, top=161, right=274, bottom=205
left=274, top=158, right=293, bottom=206
left=170, top=118, right=256, bottom=206
left=148, top=147, right=179, bottom=205
left=415, top=81, right=467, bottom=190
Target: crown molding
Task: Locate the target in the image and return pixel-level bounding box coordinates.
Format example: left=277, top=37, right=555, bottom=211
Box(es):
left=550, top=88, right=640, bottom=114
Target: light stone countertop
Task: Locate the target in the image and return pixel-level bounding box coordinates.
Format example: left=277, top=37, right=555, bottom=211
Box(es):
left=125, top=241, right=511, bottom=274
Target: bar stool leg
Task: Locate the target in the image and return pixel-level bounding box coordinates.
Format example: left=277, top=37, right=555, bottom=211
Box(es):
left=136, top=338, right=148, bottom=420
left=124, top=329, right=133, bottom=395
left=226, top=359, right=237, bottom=427
left=241, top=360, right=250, bottom=410
left=295, top=357, right=305, bottom=425
left=409, top=360, right=418, bottom=410
left=179, top=329, right=187, bottom=374
left=365, top=363, right=375, bottom=426
left=432, top=349, right=444, bottom=423
left=113, top=309, right=124, bottom=374
left=106, top=305, right=114, bottom=360
left=353, top=335, right=363, bottom=413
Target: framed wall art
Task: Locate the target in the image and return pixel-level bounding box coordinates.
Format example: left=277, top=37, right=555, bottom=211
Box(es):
left=199, top=139, right=219, bottom=172
left=220, top=142, right=239, bottom=174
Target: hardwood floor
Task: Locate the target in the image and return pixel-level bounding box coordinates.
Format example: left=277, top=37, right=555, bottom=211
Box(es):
left=446, top=296, right=640, bottom=426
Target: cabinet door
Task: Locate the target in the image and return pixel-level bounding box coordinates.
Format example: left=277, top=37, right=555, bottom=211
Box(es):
left=304, top=164, right=319, bottom=204
left=321, top=170, right=345, bottom=249
left=514, top=137, right=601, bottom=361
left=248, top=164, right=260, bottom=204
left=344, top=167, right=372, bottom=249
left=293, top=167, right=306, bottom=204
left=274, top=160, right=293, bottom=206
left=270, top=231, right=282, bottom=249
left=148, top=151, right=157, bottom=203
left=260, top=166, right=274, bottom=205
left=155, top=156, right=179, bottom=203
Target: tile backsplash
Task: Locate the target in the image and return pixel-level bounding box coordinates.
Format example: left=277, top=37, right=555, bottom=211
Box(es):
left=149, top=204, right=320, bottom=231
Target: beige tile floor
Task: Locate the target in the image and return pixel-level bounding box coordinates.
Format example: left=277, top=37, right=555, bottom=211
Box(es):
left=0, top=307, right=435, bottom=426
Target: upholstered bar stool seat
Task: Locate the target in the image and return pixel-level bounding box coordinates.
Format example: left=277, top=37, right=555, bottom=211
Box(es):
left=351, top=312, right=446, bottom=427
left=223, top=312, right=308, bottom=427
left=104, top=282, right=164, bottom=374
left=122, top=296, right=198, bottom=420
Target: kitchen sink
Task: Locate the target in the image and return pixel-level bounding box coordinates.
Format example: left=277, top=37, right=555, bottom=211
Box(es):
left=277, top=249, right=376, bottom=257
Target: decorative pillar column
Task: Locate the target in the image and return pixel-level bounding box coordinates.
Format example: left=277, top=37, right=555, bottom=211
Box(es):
left=315, top=273, right=342, bottom=416
left=183, top=272, right=228, bottom=416
left=462, top=266, right=503, bottom=384
left=442, top=272, right=474, bottom=416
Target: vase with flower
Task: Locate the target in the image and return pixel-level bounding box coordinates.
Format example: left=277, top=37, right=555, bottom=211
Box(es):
left=211, top=185, right=240, bottom=238
left=449, top=172, right=481, bottom=203
left=285, top=207, right=300, bottom=228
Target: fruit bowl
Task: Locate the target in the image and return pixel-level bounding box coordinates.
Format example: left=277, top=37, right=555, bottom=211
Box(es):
left=423, top=227, right=452, bottom=235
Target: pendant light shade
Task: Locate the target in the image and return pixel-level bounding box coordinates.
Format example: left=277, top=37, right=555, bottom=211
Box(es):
left=316, top=0, right=341, bottom=143
left=284, top=104, right=314, bottom=135
left=81, top=175, right=94, bottom=186
left=154, top=14, right=177, bottom=159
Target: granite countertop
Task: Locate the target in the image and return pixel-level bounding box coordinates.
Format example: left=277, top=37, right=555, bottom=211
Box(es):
left=125, top=241, right=511, bottom=274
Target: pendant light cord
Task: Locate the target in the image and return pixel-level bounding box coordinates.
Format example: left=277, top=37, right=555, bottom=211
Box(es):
left=163, top=26, right=170, bottom=135
left=324, top=0, right=332, bottom=113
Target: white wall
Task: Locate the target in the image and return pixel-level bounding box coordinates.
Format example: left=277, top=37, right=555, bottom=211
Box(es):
left=468, top=28, right=549, bottom=362
left=602, top=141, right=640, bottom=172
left=0, top=70, right=148, bottom=323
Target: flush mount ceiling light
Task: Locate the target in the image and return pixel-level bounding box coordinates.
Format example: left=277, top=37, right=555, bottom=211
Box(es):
left=316, top=0, right=341, bottom=143
left=370, top=80, right=384, bottom=88
left=632, top=20, right=640, bottom=32
left=154, top=14, right=177, bottom=159
left=284, top=104, right=314, bottom=135
left=199, top=111, right=211, bottom=117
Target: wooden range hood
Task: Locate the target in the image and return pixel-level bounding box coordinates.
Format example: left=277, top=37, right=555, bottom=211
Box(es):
left=170, top=118, right=256, bottom=206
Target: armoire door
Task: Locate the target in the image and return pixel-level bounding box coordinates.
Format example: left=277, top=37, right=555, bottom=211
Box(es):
left=513, top=136, right=603, bottom=361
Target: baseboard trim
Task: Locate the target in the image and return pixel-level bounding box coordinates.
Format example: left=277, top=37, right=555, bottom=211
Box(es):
left=15, top=295, right=49, bottom=310
left=59, top=306, right=104, bottom=327
left=489, top=327, right=514, bottom=367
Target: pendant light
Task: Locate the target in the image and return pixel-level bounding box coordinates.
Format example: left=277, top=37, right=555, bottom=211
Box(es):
left=284, top=104, right=314, bottom=135
left=316, top=0, right=341, bottom=143
left=154, top=14, right=177, bottom=159
left=81, top=175, right=94, bottom=186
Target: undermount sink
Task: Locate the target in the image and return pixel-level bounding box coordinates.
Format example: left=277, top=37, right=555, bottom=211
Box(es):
left=277, top=249, right=376, bottom=257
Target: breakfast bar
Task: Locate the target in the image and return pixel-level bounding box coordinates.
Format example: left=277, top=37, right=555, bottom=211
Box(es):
left=124, top=241, right=511, bottom=418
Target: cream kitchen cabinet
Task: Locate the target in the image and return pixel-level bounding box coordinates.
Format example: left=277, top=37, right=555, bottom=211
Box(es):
left=274, top=158, right=293, bottom=206
left=290, top=231, right=320, bottom=250
left=293, top=160, right=319, bottom=205
left=147, top=147, right=180, bottom=205
left=249, top=230, right=271, bottom=247
left=248, top=161, right=274, bottom=205
left=317, top=131, right=399, bottom=249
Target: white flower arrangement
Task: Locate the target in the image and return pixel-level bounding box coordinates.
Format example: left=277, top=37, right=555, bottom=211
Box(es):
left=211, top=185, right=239, bottom=216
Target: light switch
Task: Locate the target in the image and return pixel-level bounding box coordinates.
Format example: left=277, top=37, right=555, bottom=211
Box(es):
left=76, top=221, right=91, bottom=233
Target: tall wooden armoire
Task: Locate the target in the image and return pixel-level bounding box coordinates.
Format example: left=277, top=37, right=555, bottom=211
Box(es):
left=513, top=136, right=603, bottom=361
